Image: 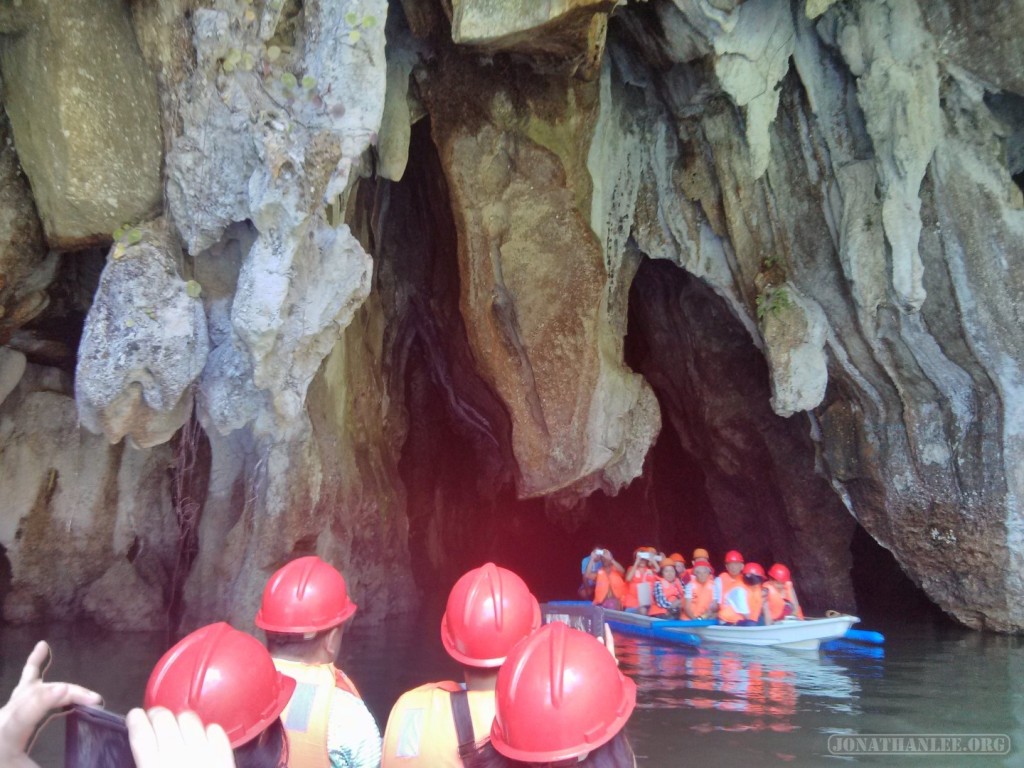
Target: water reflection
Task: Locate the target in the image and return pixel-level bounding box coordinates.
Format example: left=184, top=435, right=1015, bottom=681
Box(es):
left=616, top=636, right=859, bottom=731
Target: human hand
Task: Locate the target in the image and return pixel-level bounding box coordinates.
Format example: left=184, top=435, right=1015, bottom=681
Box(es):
left=127, top=707, right=235, bottom=768
left=0, top=641, right=103, bottom=768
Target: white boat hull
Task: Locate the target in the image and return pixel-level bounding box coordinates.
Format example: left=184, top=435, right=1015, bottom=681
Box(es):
left=689, top=616, right=860, bottom=650
left=604, top=609, right=859, bottom=650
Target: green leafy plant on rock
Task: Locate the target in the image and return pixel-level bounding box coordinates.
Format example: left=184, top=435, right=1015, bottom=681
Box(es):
left=111, top=224, right=143, bottom=260
left=756, top=287, right=792, bottom=321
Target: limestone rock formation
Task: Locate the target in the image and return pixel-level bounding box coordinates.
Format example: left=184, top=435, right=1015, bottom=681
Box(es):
left=2, top=0, right=1024, bottom=634
left=618, top=0, right=1024, bottom=630
left=425, top=66, right=659, bottom=499
left=0, top=107, right=56, bottom=341
left=0, top=364, right=177, bottom=628
left=445, top=0, right=617, bottom=77
left=76, top=227, right=209, bottom=448
left=0, top=0, right=163, bottom=249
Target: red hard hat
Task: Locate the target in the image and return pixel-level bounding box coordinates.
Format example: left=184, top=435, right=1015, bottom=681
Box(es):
left=768, top=563, right=791, bottom=582
left=255, top=556, right=357, bottom=633
left=144, top=622, right=295, bottom=748
left=724, top=550, right=744, bottom=564
left=743, top=562, right=767, bottom=580
left=490, top=622, right=636, bottom=762
left=440, top=563, right=541, bottom=668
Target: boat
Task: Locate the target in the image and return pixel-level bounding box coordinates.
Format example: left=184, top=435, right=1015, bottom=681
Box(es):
left=544, top=601, right=870, bottom=651
left=683, top=614, right=860, bottom=650
left=606, top=608, right=860, bottom=650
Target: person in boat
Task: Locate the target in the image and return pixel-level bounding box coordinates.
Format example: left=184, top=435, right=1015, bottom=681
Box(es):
left=145, top=621, right=296, bottom=767
left=382, top=563, right=541, bottom=767
left=686, top=548, right=710, bottom=580
left=590, top=550, right=629, bottom=610
left=461, top=622, right=637, bottom=768
left=718, top=563, right=775, bottom=626
left=650, top=557, right=685, bottom=619
left=580, top=547, right=625, bottom=600
left=622, top=548, right=658, bottom=615
left=714, top=549, right=745, bottom=607
left=255, top=556, right=382, bottom=768
left=683, top=556, right=719, bottom=620
left=765, top=563, right=805, bottom=621
left=668, top=553, right=691, bottom=585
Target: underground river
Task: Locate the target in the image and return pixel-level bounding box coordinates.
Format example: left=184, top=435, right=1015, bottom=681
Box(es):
left=3, top=603, right=1021, bottom=768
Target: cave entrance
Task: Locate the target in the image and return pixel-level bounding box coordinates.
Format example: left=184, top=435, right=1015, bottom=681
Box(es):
left=849, top=524, right=951, bottom=624
left=389, top=121, right=939, bottom=619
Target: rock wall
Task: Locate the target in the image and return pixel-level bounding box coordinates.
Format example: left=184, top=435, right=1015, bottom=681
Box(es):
left=0, top=0, right=1022, bottom=632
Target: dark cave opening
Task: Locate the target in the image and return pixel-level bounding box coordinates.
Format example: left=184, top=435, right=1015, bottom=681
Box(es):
left=5, top=247, right=105, bottom=372
left=849, top=524, right=951, bottom=625
left=390, top=120, right=943, bottom=621
left=982, top=90, right=1024, bottom=195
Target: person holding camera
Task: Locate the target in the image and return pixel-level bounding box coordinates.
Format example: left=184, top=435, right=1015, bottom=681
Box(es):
left=622, top=548, right=659, bottom=615
left=2, top=639, right=249, bottom=768
left=587, top=549, right=628, bottom=610
left=580, top=547, right=624, bottom=601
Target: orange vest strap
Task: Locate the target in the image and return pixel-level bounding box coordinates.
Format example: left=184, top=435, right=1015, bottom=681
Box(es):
left=272, top=659, right=348, bottom=768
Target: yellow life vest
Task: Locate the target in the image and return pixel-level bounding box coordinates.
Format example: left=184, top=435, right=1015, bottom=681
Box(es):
left=271, top=659, right=360, bottom=768
left=381, top=681, right=495, bottom=767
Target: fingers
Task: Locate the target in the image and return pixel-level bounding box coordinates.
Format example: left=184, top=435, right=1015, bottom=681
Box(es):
left=149, top=707, right=184, bottom=758
left=127, top=708, right=160, bottom=766
left=62, top=685, right=104, bottom=709
left=15, top=642, right=49, bottom=692
left=203, top=723, right=234, bottom=764
left=0, top=664, right=102, bottom=756
left=127, top=708, right=236, bottom=768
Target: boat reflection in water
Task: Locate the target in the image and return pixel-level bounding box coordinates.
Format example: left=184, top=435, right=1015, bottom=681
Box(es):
left=615, top=635, right=860, bottom=734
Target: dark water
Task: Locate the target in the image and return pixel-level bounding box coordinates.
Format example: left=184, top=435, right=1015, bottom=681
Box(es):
left=2, top=612, right=1022, bottom=767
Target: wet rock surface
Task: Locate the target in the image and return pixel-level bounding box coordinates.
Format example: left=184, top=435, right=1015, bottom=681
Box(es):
left=1, top=0, right=1023, bottom=632
left=0, top=0, right=163, bottom=249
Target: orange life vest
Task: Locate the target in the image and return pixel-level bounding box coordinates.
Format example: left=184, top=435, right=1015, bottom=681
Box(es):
left=648, top=578, right=684, bottom=617
left=622, top=567, right=656, bottom=608
left=593, top=569, right=628, bottom=605
left=718, top=584, right=764, bottom=624
left=381, top=682, right=495, bottom=767
left=271, top=659, right=361, bottom=768
left=716, top=571, right=742, bottom=599
left=765, top=581, right=804, bottom=620
left=686, top=578, right=715, bottom=618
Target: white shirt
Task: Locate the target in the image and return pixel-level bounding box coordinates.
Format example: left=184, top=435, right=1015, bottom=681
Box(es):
left=328, top=689, right=383, bottom=768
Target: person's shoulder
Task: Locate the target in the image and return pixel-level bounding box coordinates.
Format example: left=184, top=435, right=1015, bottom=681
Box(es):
left=387, top=681, right=461, bottom=713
